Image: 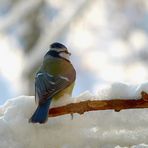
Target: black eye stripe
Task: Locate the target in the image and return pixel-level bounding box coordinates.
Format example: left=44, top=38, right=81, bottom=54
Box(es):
left=46, top=50, right=60, bottom=58
left=59, top=51, right=69, bottom=54
left=45, top=50, right=70, bottom=62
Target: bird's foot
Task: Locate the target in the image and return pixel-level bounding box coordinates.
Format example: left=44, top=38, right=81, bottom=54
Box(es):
left=70, top=113, right=74, bottom=120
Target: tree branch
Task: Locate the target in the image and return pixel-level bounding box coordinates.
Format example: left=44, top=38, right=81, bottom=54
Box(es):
left=48, top=91, right=148, bottom=117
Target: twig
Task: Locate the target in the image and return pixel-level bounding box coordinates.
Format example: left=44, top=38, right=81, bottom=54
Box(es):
left=48, top=91, right=148, bottom=117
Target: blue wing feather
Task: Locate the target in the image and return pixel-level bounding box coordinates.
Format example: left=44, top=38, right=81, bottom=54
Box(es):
left=35, top=72, right=70, bottom=104
left=30, top=72, right=73, bottom=123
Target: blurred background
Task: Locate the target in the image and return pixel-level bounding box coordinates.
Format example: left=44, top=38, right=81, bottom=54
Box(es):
left=0, top=0, right=148, bottom=104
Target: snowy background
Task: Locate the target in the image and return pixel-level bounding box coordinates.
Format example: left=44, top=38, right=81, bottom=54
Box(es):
left=1, top=0, right=148, bottom=103
left=1, top=0, right=148, bottom=147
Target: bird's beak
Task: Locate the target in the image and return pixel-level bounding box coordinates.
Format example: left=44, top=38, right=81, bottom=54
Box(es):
left=65, top=51, right=71, bottom=56
left=68, top=52, right=71, bottom=56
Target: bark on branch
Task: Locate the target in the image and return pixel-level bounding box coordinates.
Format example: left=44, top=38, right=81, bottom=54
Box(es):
left=48, top=91, right=148, bottom=117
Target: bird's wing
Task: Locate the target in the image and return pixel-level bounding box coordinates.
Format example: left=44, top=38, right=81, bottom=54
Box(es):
left=35, top=72, right=73, bottom=104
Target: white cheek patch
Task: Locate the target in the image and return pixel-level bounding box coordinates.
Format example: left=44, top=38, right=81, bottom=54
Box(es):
left=59, top=52, right=70, bottom=60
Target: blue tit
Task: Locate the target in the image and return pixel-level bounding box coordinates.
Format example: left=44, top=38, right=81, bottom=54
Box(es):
left=29, top=42, right=76, bottom=123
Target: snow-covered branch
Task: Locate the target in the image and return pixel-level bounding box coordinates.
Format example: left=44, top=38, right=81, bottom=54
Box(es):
left=1, top=83, right=148, bottom=147
left=49, top=91, right=148, bottom=117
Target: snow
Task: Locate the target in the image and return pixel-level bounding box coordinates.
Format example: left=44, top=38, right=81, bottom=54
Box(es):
left=97, top=82, right=148, bottom=100
left=1, top=83, right=148, bottom=148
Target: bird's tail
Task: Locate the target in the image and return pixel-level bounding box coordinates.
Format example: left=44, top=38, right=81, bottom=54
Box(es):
left=29, top=98, right=52, bottom=124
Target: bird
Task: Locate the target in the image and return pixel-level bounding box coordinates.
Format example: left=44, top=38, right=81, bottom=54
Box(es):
left=29, top=42, right=76, bottom=123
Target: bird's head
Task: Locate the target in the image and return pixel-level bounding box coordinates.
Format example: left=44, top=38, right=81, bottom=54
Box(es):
left=45, top=42, right=71, bottom=61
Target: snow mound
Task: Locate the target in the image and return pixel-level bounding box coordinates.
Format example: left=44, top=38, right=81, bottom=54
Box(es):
left=97, top=82, right=148, bottom=100
left=1, top=82, right=148, bottom=148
